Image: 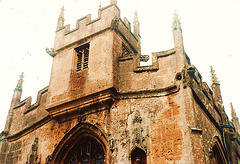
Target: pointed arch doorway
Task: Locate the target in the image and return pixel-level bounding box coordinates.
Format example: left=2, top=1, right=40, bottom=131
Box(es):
left=51, top=123, right=108, bottom=164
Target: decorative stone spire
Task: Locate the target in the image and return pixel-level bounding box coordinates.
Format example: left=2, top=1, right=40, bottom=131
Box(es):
left=110, top=0, right=117, bottom=5
left=133, top=10, right=140, bottom=37
left=231, top=102, right=240, bottom=134
left=133, top=10, right=141, bottom=54
left=56, top=6, right=65, bottom=31
left=11, top=72, right=24, bottom=108
left=231, top=102, right=237, bottom=119
left=210, top=66, right=220, bottom=86
left=209, top=66, right=228, bottom=124
left=172, top=10, right=182, bottom=31
left=172, top=11, right=184, bottom=53
left=4, top=72, right=24, bottom=133
left=15, top=72, right=24, bottom=92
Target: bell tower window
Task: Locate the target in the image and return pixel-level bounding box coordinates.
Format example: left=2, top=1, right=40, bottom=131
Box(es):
left=75, top=43, right=90, bottom=72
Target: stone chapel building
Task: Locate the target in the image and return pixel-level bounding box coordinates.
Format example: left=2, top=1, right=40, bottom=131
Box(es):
left=1, top=0, right=240, bottom=163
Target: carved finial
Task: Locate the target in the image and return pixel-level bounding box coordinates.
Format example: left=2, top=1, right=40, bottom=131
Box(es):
left=56, top=6, right=65, bottom=31
left=59, top=6, right=64, bottom=18
left=46, top=48, right=58, bottom=58
left=133, top=10, right=140, bottom=37
left=134, top=10, right=139, bottom=23
left=110, top=0, right=117, bottom=5
left=172, top=10, right=182, bottom=31
left=15, top=72, right=24, bottom=92
left=231, top=102, right=237, bottom=119
left=230, top=102, right=240, bottom=134
left=210, top=66, right=220, bottom=85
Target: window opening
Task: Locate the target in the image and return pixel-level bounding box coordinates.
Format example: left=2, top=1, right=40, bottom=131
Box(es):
left=131, top=147, right=146, bottom=164
left=64, top=136, right=104, bottom=164
left=75, top=43, right=90, bottom=72
left=122, top=43, right=131, bottom=57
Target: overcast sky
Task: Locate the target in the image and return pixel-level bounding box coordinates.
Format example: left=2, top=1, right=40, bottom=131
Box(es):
left=0, top=0, right=239, bottom=132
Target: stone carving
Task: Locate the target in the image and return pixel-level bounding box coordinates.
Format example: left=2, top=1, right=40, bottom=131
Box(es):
left=46, top=48, right=58, bottom=58
left=131, top=111, right=147, bottom=152
left=183, top=65, right=195, bottom=88
left=45, top=155, right=52, bottom=164
left=26, top=137, right=41, bottom=164
left=56, top=6, right=65, bottom=31
left=210, top=66, right=220, bottom=85
left=140, top=55, right=149, bottom=62
left=172, top=10, right=182, bottom=31
left=111, top=18, right=119, bottom=32
left=108, top=133, right=116, bottom=152
left=133, top=111, right=142, bottom=124
left=15, top=72, right=24, bottom=92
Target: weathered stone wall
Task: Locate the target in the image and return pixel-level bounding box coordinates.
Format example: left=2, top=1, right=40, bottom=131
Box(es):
left=1, top=118, right=80, bottom=164
left=0, top=89, right=189, bottom=163
left=0, top=70, right=234, bottom=164
left=2, top=1, right=240, bottom=164
left=48, top=31, right=116, bottom=108
left=181, top=81, right=227, bottom=164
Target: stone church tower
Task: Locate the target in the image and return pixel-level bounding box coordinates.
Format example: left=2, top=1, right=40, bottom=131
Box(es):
left=1, top=1, right=240, bottom=163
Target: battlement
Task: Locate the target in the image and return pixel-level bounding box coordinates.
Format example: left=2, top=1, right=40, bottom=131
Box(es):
left=7, top=86, right=49, bottom=136
left=53, top=3, right=140, bottom=53
left=14, top=86, right=49, bottom=114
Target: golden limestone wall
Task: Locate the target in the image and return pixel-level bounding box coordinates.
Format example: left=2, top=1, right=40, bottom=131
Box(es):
left=1, top=1, right=238, bottom=164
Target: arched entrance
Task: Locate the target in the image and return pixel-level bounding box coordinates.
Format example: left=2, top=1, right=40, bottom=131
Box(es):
left=51, top=123, right=108, bottom=164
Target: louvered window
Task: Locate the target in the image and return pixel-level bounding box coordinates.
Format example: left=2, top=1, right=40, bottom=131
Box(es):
left=75, top=43, right=90, bottom=72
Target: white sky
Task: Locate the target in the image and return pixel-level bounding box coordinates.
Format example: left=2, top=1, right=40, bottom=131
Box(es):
left=0, top=0, right=239, bottom=132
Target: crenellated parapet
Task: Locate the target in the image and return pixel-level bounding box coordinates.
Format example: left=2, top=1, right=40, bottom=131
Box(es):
left=6, top=86, right=49, bottom=137
left=54, top=4, right=119, bottom=50
left=53, top=3, right=140, bottom=54
left=13, top=86, right=48, bottom=114
left=117, top=48, right=184, bottom=97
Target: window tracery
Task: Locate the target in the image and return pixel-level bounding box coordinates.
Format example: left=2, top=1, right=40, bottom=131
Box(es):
left=64, top=136, right=104, bottom=164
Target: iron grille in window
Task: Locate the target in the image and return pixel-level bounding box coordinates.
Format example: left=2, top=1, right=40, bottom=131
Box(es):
left=75, top=43, right=90, bottom=72
left=122, top=43, right=131, bottom=57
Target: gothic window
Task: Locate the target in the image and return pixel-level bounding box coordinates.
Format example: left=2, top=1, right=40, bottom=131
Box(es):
left=64, top=136, right=105, bottom=164
left=122, top=43, right=131, bottom=57
left=131, top=147, right=146, bottom=164
left=75, top=43, right=90, bottom=72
